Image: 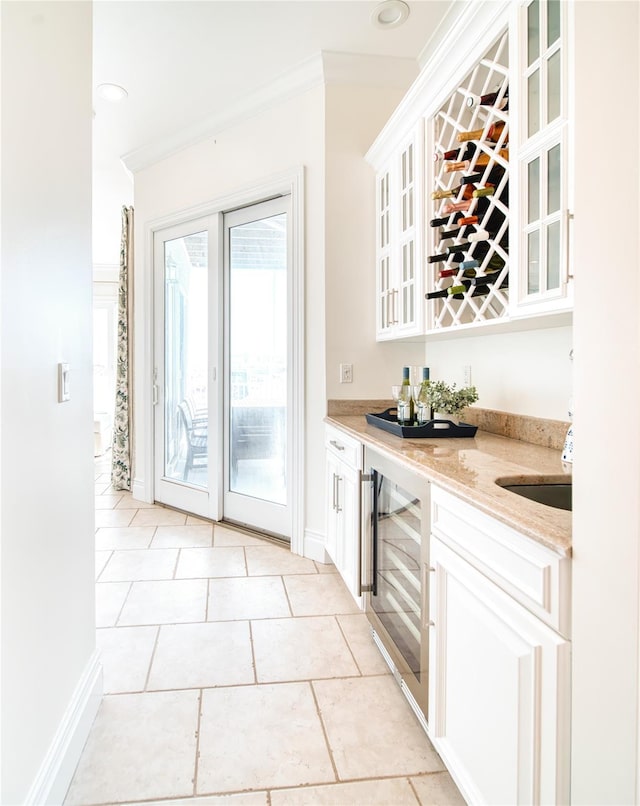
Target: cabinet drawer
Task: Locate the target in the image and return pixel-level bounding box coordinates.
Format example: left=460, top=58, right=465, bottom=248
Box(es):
left=325, top=425, right=362, bottom=471
left=431, top=485, right=570, bottom=637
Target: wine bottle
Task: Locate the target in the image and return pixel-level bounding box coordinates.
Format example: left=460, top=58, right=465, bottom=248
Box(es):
left=439, top=266, right=478, bottom=278
left=441, top=199, right=473, bottom=214
left=472, top=186, right=495, bottom=198
left=398, top=366, right=414, bottom=425
left=431, top=184, right=475, bottom=201
left=433, top=144, right=476, bottom=162
left=443, top=149, right=509, bottom=173
left=416, top=367, right=432, bottom=424
left=457, top=120, right=508, bottom=143
left=429, top=211, right=465, bottom=227
left=426, top=288, right=449, bottom=299
left=466, top=88, right=509, bottom=110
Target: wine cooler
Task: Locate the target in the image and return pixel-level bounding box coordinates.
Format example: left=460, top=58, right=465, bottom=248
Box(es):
left=363, top=447, right=431, bottom=729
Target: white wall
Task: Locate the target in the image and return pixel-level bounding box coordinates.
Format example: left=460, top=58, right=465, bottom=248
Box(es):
left=0, top=3, right=98, bottom=802
left=132, top=85, right=326, bottom=538
left=423, top=324, right=573, bottom=419
left=571, top=2, right=640, bottom=802
left=324, top=83, right=425, bottom=400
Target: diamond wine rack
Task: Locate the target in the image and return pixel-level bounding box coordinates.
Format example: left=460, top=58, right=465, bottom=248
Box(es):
left=428, top=29, right=510, bottom=330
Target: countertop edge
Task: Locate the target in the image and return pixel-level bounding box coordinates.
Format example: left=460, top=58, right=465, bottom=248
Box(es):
left=325, top=415, right=572, bottom=558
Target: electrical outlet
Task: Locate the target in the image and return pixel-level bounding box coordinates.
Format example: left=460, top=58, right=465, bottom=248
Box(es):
left=464, top=365, right=472, bottom=387
left=340, top=363, right=353, bottom=383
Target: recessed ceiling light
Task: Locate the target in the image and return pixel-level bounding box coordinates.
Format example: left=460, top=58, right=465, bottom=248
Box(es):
left=371, top=0, right=410, bottom=29
left=96, top=83, right=128, bottom=103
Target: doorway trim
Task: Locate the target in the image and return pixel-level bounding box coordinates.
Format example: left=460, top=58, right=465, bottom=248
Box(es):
left=136, top=167, right=305, bottom=555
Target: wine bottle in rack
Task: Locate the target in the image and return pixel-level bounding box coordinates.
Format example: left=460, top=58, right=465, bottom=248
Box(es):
left=429, top=211, right=465, bottom=227
left=457, top=120, right=507, bottom=143
left=443, top=149, right=509, bottom=173
left=441, top=199, right=473, bottom=214
left=433, top=144, right=476, bottom=162
left=431, top=184, right=475, bottom=201
left=466, top=87, right=509, bottom=110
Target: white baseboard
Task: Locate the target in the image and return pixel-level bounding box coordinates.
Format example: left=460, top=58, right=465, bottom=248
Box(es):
left=303, top=528, right=329, bottom=563
left=25, top=650, right=103, bottom=806
left=131, top=477, right=151, bottom=504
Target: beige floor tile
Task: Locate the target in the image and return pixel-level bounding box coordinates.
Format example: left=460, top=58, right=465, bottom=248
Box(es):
left=410, top=772, right=466, bottom=805
left=99, top=548, right=179, bottom=582
left=314, top=560, right=339, bottom=574
left=187, top=514, right=212, bottom=525
left=337, top=614, right=392, bottom=676
left=95, top=494, right=124, bottom=510
left=245, top=544, right=318, bottom=576
left=95, top=481, right=112, bottom=495
left=97, top=625, right=158, bottom=693
left=213, top=524, right=269, bottom=547
left=95, top=581, right=131, bottom=627
left=130, top=507, right=188, bottom=527
left=151, top=524, right=214, bottom=548
left=95, top=525, right=156, bottom=550
left=118, top=795, right=268, bottom=806
left=175, top=547, right=247, bottom=579
left=284, top=574, right=360, bottom=617
left=95, top=509, right=136, bottom=529
left=115, top=493, right=160, bottom=509
left=271, top=777, right=420, bottom=805
left=94, top=472, right=112, bottom=483
left=197, top=683, right=335, bottom=794
left=208, top=576, right=290, bottom=621
left=147, top=621, right=254, bottom=690
left=252, top=616, right=359, bottom=682
left=64, top=690, right=199, bottom=805
left=313, top=676, right=445, bottom=780
left=95, top=550, right=112, bottom=580
left=118, top=579, right=208, bottom=625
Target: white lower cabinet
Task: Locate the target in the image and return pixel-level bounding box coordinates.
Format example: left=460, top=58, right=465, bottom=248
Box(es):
left=429, top=487, right=571, bottom=805
left=324, top=425, right=363, bottom=605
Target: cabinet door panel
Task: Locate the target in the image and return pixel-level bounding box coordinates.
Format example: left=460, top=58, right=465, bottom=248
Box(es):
left=430, top=537, right=570, bottom=805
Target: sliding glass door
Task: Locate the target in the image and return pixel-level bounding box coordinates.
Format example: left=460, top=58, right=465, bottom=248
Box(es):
left=153, top=216, right=217, bottom=518
left=223, top=197, right=292, bottom=539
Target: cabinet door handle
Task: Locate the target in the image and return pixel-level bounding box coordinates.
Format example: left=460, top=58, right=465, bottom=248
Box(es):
left=392, top=288, right=399, bottom=324
left=332, top=472, right=337, bottom=511
left=335, top=474, right=342, bottom=513
left=564, top=208, right=574, bottom=282
left=329, top=440, right=344, bottom=451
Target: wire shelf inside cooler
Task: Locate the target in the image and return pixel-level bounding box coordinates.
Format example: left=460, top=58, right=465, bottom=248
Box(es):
left=427, top=28, right=510, bottom=330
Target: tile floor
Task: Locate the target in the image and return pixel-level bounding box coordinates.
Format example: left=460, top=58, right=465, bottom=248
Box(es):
left=65, top=455, right=466, bottom=806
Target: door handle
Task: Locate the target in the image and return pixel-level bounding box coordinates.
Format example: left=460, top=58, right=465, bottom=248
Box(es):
left=152, top=384, right=158, bottom=405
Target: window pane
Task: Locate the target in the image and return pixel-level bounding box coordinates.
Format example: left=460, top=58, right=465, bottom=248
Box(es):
left=229, top=214, right=287, bottom=505
left=528, top=158, right=540, bottom=223
left=164, top=231, right=208, bottom=486
left=528, top=69, right=540, bottom=137
left=547, top=143, right=561, bottom=213
left=547, top=49, right=561, bottom=122
left=528, top=230, right=540, bottom=294
left=547, top=0, right=561, bottom=45
left=547, top=220, right=561, bottom=289
left=528, top=0, right=540, bottom=66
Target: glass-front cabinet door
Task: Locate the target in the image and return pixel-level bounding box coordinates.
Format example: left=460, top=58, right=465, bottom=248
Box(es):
left=515, top=0, right=572, bottom=313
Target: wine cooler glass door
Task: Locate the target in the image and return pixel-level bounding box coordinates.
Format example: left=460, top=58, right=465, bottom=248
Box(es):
left=369, top=458, right=429, bottom=714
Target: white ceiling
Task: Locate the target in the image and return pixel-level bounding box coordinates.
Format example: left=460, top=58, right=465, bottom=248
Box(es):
left=92, top=0, right=456, bottom=266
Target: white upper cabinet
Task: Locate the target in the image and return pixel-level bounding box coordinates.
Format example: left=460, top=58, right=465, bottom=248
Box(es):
left=513, top=0, right=573, bottom=317
left=374, top=123, right=425, bottom=341
left=366, top=0, right=572, bottom=340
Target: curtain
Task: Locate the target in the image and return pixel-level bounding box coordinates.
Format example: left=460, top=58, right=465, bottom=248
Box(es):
left=111, top=205, right=134, bottom=490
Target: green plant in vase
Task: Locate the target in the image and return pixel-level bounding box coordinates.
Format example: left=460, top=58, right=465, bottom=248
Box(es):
left=425, top=380, right=479, bottom=423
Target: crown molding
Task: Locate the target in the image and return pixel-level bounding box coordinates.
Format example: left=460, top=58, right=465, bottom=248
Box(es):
left=122, top=50, right=418, bottom=173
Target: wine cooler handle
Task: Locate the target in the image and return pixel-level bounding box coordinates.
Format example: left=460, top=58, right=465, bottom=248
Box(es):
left=564, top=209, right=574, bottom=282
left=357, top=471, right=374, bottom=596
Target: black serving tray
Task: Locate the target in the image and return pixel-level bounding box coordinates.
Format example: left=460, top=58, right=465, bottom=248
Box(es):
left=366, top=408, right=478, bottom=439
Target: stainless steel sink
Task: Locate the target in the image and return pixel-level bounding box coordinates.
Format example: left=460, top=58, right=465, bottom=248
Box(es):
left=496, top=480, right=572, bottom=511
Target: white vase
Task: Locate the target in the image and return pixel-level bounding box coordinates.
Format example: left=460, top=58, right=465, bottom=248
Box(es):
left=433, top=411, right=459, bottom=428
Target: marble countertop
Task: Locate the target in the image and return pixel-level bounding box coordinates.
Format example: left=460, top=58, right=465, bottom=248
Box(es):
left=326, top=414, right=572, bottom=557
